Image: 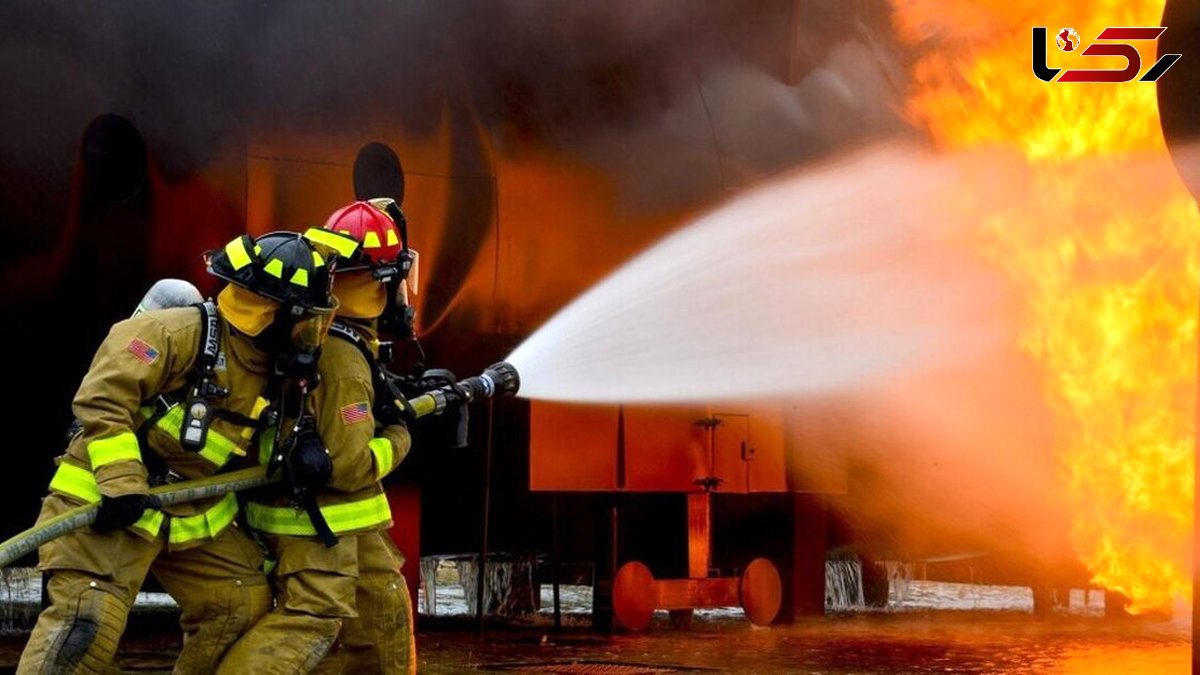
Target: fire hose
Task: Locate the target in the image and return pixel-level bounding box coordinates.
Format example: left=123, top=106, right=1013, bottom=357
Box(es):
left=0, top=361, right=519, bottom=568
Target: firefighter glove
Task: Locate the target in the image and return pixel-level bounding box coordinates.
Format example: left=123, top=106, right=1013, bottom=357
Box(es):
left=92, top=494, right=156, bottom=533
left=287, top=428, right=333, bottom=495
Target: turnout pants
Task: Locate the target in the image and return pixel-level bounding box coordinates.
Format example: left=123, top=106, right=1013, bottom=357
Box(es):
left=17, top=495, right=270, bottom=675
left=314, top=531, right=415, bottom=675
left=219, top=530, right=415, bottom=675
left=217, top=534, right=358, bottom=674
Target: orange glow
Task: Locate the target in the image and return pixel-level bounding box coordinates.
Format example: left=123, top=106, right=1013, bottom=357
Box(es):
left=892, top=0, right=1198, bottom=612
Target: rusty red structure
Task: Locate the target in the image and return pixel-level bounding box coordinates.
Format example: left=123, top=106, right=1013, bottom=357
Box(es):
left=531, top=403, right=796, bottom=627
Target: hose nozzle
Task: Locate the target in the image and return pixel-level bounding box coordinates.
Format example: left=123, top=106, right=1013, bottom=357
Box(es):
left=401, top=361, right=521, bottom=420
left=455, top=361, right=521, bottom=403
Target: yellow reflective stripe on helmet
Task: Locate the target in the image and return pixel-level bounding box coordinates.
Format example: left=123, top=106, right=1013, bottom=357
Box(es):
left=363, top=231, right=382, bottom=249
left=368, top=437, right=394, bottom=481
left=49, top=463, right=102, bottom=503
left=155, top=404, right=243, bottom=467
left=133, top=508, right=164, bottom=538
left=87, top=432, right=141, bottom=468
left=245, top=493, right=391, bottom=536
left=168, top=492, right=238, bottom=545
left=290, top=268, right=309, bottom=287
left=303, top=227, right=361, bottom=258
left=263, top=258, right=284, bottom=278
left=225, top=237, right=253, bottom=271
left=386, top=227, right=399, bottom=247
left=311, top=250, right=325, bottom=268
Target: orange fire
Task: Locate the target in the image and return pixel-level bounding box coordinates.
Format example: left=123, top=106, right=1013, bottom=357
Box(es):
left=891, top=0, right=1198, bottom=612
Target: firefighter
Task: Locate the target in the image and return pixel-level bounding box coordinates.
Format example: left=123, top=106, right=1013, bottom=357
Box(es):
left=18, top=232, right=342, bottom=674
left=220, top=200, right=417, bottom=674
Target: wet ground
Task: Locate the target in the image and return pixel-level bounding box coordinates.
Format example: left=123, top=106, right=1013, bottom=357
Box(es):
left=423, top=613, right=1189, bottom=674
left=0, top=611, right=1188, bottom=674
left=0, top=570, right=1188, bottom=673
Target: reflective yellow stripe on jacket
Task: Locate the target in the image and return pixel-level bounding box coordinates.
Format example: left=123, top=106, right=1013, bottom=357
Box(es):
left=49, top=464, right=162, bottom=538
left=155, top=404, right=243, bottom=468
left=257, top=427, right=276, bottom=466
left=167, top=493, right=238, bottom=545
left=48, top=463, right=237, bottom=543
left=87, top=432, right=141, bottom=467
left=245, top=493, right=392, bottom=536
left=368, top=437, right=393, bottom=481
left=48, top=463, right=102, bottom=503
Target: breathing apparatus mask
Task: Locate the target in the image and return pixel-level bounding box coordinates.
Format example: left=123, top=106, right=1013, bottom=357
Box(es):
left=256, top=295, right=337, bottom=386
left=370, top=199, right=420, bottom=339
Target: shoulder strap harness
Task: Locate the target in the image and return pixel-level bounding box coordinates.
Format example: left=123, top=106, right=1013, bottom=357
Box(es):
left=328, top=321, right=416, bottom=424
left=178, top=300, right=229, bottom=451
left=328, top=320, right=386, bottom=397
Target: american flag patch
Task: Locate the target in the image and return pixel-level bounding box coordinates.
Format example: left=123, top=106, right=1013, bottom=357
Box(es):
left=126, top=338, right=160, bottom=364
left=340, top=401, right=370, bottom=425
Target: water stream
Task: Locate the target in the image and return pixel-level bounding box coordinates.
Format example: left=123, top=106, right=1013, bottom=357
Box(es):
left=508, top=144, right=1002, bottom=403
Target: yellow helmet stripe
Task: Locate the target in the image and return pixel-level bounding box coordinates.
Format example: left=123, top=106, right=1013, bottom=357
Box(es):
left=224, top=237, right=253, bottom=271
left=290, top=268, right=309, bottom=287
left=312, top=251, right=325, bottom=268
left=385, top=227, right=399, bottom=247
left=263, top=258, right=284, bottom=278
left=304, top=227, right=361, bottom=259
left=363, top=231, right=382, bottom=249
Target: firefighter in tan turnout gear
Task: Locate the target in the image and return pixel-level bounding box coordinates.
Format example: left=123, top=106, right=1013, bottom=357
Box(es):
left=17, top=231, right=342, bottom=674
left=220, top=200, right=418, bottom=674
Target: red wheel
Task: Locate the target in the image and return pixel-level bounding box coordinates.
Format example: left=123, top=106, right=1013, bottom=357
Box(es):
left=613, top=561, right=656, bottom=631
left=740, top=558, right=782, bottom=625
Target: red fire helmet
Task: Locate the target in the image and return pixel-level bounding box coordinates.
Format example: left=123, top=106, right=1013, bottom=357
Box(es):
left=321, top=198, right=403, bottom=269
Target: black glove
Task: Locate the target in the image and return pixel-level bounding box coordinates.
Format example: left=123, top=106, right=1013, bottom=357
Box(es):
left=285, top=428, right=332, bottom=497
left=374, top=394, right=410, bottom=428
left=92, top=494, right=156, bottom=533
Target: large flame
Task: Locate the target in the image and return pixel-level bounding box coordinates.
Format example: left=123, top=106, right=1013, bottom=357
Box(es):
left=891, top=0, right=1198, bottom=612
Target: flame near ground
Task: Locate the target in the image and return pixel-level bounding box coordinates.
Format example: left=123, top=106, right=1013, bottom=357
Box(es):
left=891, top=0, right=1199, bottom=613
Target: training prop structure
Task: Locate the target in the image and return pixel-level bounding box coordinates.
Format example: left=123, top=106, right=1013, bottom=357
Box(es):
left=531, top=403, right=805, bottom=629
left=612, top=493, right=783, bottom=630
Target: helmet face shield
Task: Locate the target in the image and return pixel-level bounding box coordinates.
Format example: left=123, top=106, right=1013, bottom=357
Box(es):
left=290, top=299, right=338, bottom=354
left=400, top=249, right=419, bottom=295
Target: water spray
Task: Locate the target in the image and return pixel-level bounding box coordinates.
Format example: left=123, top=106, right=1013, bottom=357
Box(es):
left=506, top=145, right=1004, bottom=403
